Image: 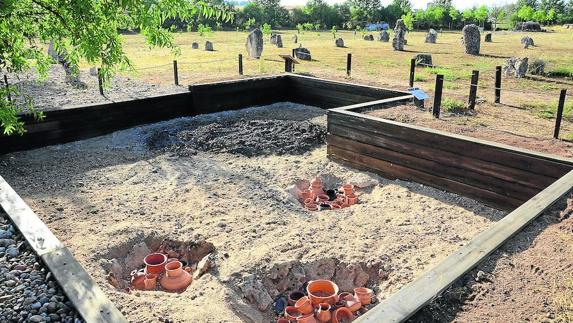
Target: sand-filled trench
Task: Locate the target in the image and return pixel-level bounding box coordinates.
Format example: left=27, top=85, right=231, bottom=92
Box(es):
left=0, top=103, right=506, bottom=322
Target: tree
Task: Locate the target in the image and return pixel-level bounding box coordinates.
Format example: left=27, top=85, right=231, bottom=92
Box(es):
left=488, top=6, right=507, bottom=31
left=0, top=0, right=228, bottom=135
left=517, top=5, right=536, bottom=21
left=401, top=11, right=415, bottom=30
left=474, top=5, right=489, bottom=27
left=462, top=8, right=475, bottom=23
left=449, top=7, right=460, bottom=29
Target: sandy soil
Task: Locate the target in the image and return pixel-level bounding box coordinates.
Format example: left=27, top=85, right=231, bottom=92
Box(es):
left=411, top=195, right=573, bottom=323
left=365, top=103, right=573, bottom=158
left=0, top=103, right=505, bottom=322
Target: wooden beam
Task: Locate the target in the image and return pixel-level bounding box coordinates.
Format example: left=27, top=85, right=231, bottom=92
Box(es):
left=356, top=170, right=573, bottom=323
left=0, top=176, right=126, bottom=323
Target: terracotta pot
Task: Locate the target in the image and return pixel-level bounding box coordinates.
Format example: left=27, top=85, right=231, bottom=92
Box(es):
left=332, top=307, right=353, bottom=323
left=184, top=266, right=193, bottom=274
left=295, top=296, right=314, bottom=315
left=285, top=306, right=302, bottom=321
left=144, top=253, right=167, bottom=275
left=306, top=204, right=318, bottom=211
left=144, top=273, right=157, bottom=290
left=288, top=291, right=306, bottom=306
left=300, top=190, right=312, bottom=201
left=130, top=269, right=146, bottom=290
left=331, top=204, right=342, bottom=210
left=277, top=318, right=290, bottom=323
left=304, top=198, right=316, bottom=206
left=315, top=303, right=331, bottom=322
left=166, top=258, right=179, bottom=264
left=160, top=261, right=192, bottom=292
left=346, top=194, right=358, bottom=206
left=338, top=292, right=352, bottom=302
left=317, top=194, right=329, bottom=203
left=306, top=280, right=339, bottom=306
left=310, top=177, right=322, bottom=188
left=342, top=294, right=361, bottom=312
left=296, top=313, right=317, bottom=323
left=341, top=184, right=354, bottom=195
left=353, top=287, right=373, bottom=305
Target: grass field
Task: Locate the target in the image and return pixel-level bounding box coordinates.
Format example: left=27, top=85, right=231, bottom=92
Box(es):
left=107, top=28, right=573, bottom=139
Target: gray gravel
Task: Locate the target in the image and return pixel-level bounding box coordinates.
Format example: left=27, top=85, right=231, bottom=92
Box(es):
left=0, top=210, right=83, bottom=323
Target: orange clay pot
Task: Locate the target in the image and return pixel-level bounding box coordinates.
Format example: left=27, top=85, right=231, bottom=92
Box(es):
left=332, top=307, right=354, bottom=323
left=353, top=287, right=373, bottom=305
left=306, top=204, right=318, bottom=211
left=306, top=280, right=339, bottom=306
left=144, top=273, right=157, bottom=290
left=315, top=303, right=332, bottom=322
left=296, top=314, right=317, bottom=323
left=130, top=269, right=146, bottom=290
left=285, top=306, right=302, bottom=321
left=346, top=194, right=358, bottom=206
left=277, top=318, right=289, bottom=323
left=288, top=291, right=306, bottom=306
left=317, top=194, right=329, bottom=203
left=300, top=190, right=312, bottom=201
left=342, top=294, right=362, bottom=313
left=310, top=177, right=322, bottom=188
left=331, top=204, right=342, bottom=210
left=295, top=296, right=314, bottom=315
left=144, top=253, right=167, bottom=275
left=160, top=261, right=192, bottom=292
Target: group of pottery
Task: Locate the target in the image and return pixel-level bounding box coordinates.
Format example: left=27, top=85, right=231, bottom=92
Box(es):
left=300, top=178, right=358, bottom=212
left=278, top=280, right=374, bottom=323
left=130, top=253, right=193, bottom=292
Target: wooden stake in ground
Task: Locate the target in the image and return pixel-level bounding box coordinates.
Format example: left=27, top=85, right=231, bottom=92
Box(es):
left=238, top=54, right=244, bottom=75
left=495, top=66, right=502, bottom=103
left=554, top=89, right=568, bottom=139
left=97, top=68, right=104, bottom=96
left=173, top=60, right=179, bottom=86
left=409, top=58, right=416, bottom=88
left=347, top=53, right=352, bottom=77
left=433, top=74, right=444, bottom=118
left=468, top=70, right=479, bottom=109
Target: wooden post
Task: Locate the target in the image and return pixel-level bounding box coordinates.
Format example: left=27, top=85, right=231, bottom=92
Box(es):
left=3, top=75, right=11, bottom=102
left=468, top=70, right=480, bottom=110
left=97, top=68, right=104, bottom=96
left=173, top=60, right=179, bottom=86
left=346, top=53, right=352, bottom=77
left=433, top=74, right=444, bottom=118
left=292, top=48, right=296, bottom=58
left=409, top=58, right=416, bottom=88
left=238, top=54, right=243, bottom=75
left=495, top=66, right=502, bottom=104
left=554, top=89, right=568, bottom=139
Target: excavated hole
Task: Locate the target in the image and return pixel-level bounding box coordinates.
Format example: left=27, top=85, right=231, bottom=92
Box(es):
left=232, top=257, right=391, bottom=317
left=100, top=234, right=216, bottom=293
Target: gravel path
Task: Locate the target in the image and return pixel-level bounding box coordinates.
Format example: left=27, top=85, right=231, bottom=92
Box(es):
left=6, top=66, right=185, bottom=112
left=0, top=210, right=83, bottom=323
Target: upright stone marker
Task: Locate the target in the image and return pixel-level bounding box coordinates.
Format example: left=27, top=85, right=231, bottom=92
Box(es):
left=378, top=30, right=389, bottom=42
left=462, top=24, right=480, bottom=55
left=246, top=28, right=264, bottom=59
left=392, top=19, right=407, bottom=51
left=484, top=33, right=492, bottom=42
left=425, top=29, right=438, bottom=43
left=335, top=38, right=345, bottom=47
left=205, top=41, right=214, bottom=51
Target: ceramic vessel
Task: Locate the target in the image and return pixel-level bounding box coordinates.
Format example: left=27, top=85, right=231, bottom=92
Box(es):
left=346, top=194, right=358, bottom=206
left=332, top=307, right=353, bottom=323
left=294, top=296, right=314, bottom=315
left=306, top=280, right=339, bottom=306
left=130, top=269, right=146, bottom=290
left=277, top=318, right=289, bottom=323
left=144, top=273, right=157, bottom=290
left=296, top=314, right=317, bottom=323
left=353, top=287, right=373, bottom=305
left=144, top=253, right=167, bottom=275
left=341, top=184, right=354, bottom=195
left=317, top=194, right=329, bottom=203
left=315, top=303, right=332, bottom=322
left=160, top=261, right=192, bottom=292
left=288, top=291, right=305, bottom=306
left=285, top=306, right=302, bottom=321
left=342, top=294, right=361, bottom=312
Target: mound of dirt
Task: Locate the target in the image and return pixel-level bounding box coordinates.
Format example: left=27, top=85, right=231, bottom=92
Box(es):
left=149, top=118, right=326, bottom=157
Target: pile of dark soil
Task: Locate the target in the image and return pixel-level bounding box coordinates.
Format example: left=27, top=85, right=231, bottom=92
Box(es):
left=147, top=118, right=326, bottom=157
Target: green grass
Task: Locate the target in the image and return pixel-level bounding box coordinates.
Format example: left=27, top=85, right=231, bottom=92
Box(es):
left=549, top=65, right=573, bottom=78
left=413, top=73, right=427, bottom=82
left=425, top=66, right=471, bottom=82
left=524, top=101, right=573, bottom=121
left=442, top=97, right=467, bottom=113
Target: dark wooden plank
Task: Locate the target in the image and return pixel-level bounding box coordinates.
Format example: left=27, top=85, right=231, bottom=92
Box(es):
left=328, top=123, right=555, bottom=191
left=328, top=145, right=523, bottom=210
left=357, top=170, right=573, bottom=323
left=328, top=135, right=537, bottom=202
left=329, top=110, right=573, bottom=179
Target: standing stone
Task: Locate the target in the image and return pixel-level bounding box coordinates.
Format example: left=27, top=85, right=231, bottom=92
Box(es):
left=521, top=36, right=534, bottom=49
left=275, top=35, right=283, bottom=48
left=89, top=67, right=98, bottom=76
left=294, top=47, right=311, bottom=61
left=503, top=57, right=529, bottom=78
left=246, top=28, right=263, bottom=59
left=414, top=53, right=433, bottom=67
left=363, top=35, right=374, bottom=41
left=425, top=29, right=438, bottom=43
left=378, top=30, right=389, bottom=42
left=392, top=19, right=407, bottom=51
left=270, top=33, right=279, bottom=45
left=292, top=34, right=298, bottom=43
left=335, top=38, right=345, bottom=47
left=205, top=41, right=214, bottom=51
left=484, top=33, right=492, bottom=42
left=191, top=42, right=199, bottom=49
left=528, top=59, right=546, bottom=75
left=462, top=24, right=481, bottom=55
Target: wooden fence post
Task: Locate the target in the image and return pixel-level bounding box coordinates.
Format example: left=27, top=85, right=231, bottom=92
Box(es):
left=409, top=58, right=416, bottom=88
left=468, top=70, right=480, bottom=109
left=97, top=68, right=104, bottom=96
left=495, top=66, right=502, bottom=104
left=173, top=60, right=179, bottom=86
left=433, top=74, right=444, bottom=118
left=3, top=75, right=11, bottom=102
left=347, top=53, right=352, bottom=77
left=554, top=89, right=568, bottom=139
left=238, top=54, right=243, bottom=75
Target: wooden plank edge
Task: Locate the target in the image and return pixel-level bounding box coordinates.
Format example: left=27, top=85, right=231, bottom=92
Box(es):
left=330, top=96, right=414, bottom=112
left=0, top=175, right=126, bottom=323
left=355, top=170, right=573, bottom=323
left=285, top=73, right=411, bottom=96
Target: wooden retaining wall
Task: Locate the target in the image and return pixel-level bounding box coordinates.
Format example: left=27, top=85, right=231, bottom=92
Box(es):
left=328, top=102, right=573, bottom=210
